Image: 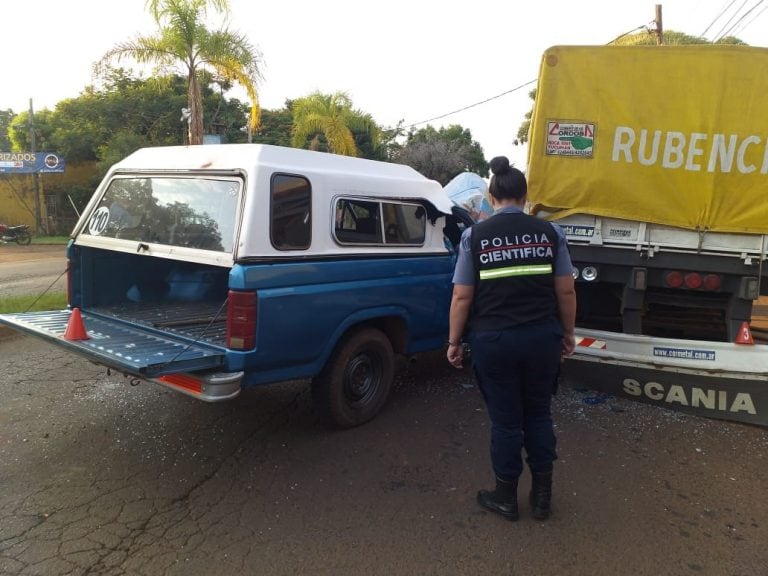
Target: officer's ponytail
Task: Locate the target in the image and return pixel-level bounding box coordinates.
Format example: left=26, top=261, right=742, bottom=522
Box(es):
left=488, top=156, right=527, bottom=201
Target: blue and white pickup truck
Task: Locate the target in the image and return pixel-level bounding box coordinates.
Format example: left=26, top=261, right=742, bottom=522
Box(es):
left=0, top=144, right=473, bottom=427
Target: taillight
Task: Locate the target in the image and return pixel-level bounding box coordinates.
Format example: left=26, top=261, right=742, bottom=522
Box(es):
left=227, top=290, right=257, bottom=350
left=684, top=272, right=702, bottom=289
left=665, top=271, right=683, bottom=288
left=665, top=270, right=721, bottom=291
left=703, top=274, right=721, bottom=291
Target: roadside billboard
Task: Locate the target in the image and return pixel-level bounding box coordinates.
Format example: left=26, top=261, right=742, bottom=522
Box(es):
left=0, top=152, right=65, bottom=174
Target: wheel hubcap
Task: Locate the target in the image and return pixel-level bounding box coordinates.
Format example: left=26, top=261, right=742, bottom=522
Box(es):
left=345, top=353, right=380, bottom=404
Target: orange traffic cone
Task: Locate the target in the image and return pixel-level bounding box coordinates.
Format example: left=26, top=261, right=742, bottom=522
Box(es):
left=63, top=307, right=90, bottom=341
left=735, top=321, right=754, bottom=345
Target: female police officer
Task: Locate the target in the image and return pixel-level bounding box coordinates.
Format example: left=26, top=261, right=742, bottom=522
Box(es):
left=447, top=156, right=576, bottom=521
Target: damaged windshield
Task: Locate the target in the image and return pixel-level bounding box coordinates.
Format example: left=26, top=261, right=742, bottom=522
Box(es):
left=83, top=176, right=240, bottom=253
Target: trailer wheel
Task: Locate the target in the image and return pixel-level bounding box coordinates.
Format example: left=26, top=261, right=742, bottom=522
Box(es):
left=312, top=328, right=394, bottom=429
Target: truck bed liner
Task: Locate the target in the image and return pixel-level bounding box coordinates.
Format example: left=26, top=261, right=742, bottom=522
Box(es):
left=92, top=300, right=228, bottom=346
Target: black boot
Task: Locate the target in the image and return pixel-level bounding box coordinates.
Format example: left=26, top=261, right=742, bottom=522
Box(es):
left=529, top=471, right=553, bottom=520
left=477, top=477, right=519, bottom=521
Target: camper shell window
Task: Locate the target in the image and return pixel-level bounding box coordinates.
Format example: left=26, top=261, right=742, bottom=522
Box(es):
left=334, top=198, right=426, bottom=246
left=270, top=174, right=312, bottom=250
left=82, top=176, right=240, bottom=253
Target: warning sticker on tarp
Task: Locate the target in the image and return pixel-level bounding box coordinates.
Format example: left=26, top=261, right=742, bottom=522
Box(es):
left=545, top=121, right=596, bottom=157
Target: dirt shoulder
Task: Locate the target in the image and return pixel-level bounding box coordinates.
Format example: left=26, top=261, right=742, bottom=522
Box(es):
left=0, top=244, right=67, bottom=264
left=0, top=244, right=68, bottom=339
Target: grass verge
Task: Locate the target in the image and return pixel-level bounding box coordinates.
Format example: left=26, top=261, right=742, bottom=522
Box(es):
left=0, top=292, right=67, bottom=314
left=32, top=236, right=70, bottom=245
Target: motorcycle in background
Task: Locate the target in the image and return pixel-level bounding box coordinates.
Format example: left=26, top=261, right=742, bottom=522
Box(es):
left=0, top=224, right=32, bottom=245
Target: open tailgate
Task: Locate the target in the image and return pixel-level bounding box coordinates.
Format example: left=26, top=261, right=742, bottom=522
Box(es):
left=0, top=309, right=226, bottom=377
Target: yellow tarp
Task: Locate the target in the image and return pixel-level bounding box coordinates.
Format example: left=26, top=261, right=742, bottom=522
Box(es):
left=527, top=45, right=768, bottom=234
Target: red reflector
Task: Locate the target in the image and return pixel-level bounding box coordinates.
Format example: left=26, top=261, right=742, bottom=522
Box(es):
left=736, top=321, right=754, bottom=345
left=703, top=274, right=721, bottom=291
left=665, top=271, right=683, bottom=288
left=227, top=290, right=257, bottom=350
left=158, top=374, right=203, bottom=394
left=684, top=273, right=703, bottom=289
left=66, top=260, right=72, bottom=306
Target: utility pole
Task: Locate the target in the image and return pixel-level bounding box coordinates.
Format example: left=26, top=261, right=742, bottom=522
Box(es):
left=28, top=98, right=43, bottom=236
left=655, top=4, right=664, bottom=45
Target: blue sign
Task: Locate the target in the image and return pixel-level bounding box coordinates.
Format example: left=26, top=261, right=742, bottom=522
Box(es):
left=0, top=152, right=65, bottom=174
left=653, top=347, right=716, bottom=361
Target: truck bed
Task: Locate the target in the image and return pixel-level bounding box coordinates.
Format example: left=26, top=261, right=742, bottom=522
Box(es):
left=91, top=300, right=228, bottom=347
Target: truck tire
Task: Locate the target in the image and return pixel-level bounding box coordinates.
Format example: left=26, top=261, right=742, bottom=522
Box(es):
left=312, top=328, right=394, bottom=429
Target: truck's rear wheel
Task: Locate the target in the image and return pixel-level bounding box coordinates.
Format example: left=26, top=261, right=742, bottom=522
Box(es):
left=312, top=328, right=394, bottom=428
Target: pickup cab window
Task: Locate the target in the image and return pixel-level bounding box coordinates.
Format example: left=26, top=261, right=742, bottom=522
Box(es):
left=83, top=176, right=240, bottom=253
left=270, top=174, right=312, bottom=250
left=334, top=198, right=426, bottom=245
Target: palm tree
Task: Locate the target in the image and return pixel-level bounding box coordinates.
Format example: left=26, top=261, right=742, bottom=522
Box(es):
left=291, top=91, right=380, bottom=157
left=97, top=0, right=262, bottom=145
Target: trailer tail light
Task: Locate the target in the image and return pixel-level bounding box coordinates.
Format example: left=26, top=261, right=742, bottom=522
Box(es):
left=664, top=271, right=721, bottom=291
left=703, top=274, right=721, bottom=291
left=684, top=272, right=702, bottom=289
left=665, top=271, right=683, bottom=288
left=227, top=290, right=257, bottom=350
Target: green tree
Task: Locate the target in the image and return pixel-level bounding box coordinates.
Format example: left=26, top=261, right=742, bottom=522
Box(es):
left=612, top=29, right=746, bottom=46
left=516, top=88, right=536, bottom=145
left=291, top=91, right=380, bottom=157
left=396, top=124, right=488, bottom=185
left=9, top=69, right=250, bottom=164
left=252, top=104, right=294, bottom=147
left=375, top=121, right=406, bottom=162
left=97, top=0, right=262, bottom=145
left=8, top=109, right=55, bottom=154
left=0, top=109, right=15, bottom=150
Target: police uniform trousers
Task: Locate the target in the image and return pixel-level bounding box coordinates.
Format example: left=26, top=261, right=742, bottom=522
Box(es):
left=471, top=317, right=561, bottom=481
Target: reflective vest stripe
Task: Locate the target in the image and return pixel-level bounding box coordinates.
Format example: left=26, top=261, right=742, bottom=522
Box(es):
left=479, top=264, right=553, bottom=280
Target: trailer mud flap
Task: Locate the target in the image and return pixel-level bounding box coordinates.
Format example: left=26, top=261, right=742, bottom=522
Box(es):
left=561, top=356, right=768, bottom=427
left=0, top=309, right=226, bottom=378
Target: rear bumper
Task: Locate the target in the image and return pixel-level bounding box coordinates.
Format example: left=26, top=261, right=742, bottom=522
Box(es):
left=153, top=370, right=243, bottom=402
left=563, top=328, right=768, bottom=427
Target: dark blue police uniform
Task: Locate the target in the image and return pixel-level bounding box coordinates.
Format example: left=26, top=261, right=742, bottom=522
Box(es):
left=454, top=206, right=570, bottom=482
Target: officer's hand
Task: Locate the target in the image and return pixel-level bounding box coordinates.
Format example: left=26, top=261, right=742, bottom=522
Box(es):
left=447, top=343, right=464, bottom=369
left=561, top=333, right=576, bottom=359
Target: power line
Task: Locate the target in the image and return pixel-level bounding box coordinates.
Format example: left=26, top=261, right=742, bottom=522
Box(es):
left=404, top=79, right=537, bottom=129
left=720, top=0, right=768, bottom=39
left=404, top=24, right=649, bottom=131
left=701, top=0, right=739, bottom=37
left=716, top=0, right=767, bottom=39
left=712, top=0, right=751, bottom=40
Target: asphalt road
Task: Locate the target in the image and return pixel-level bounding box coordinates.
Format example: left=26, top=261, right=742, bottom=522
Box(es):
left=1, top=335, right=767, bottom=576
left=1, top=244, right=767, bottom=575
